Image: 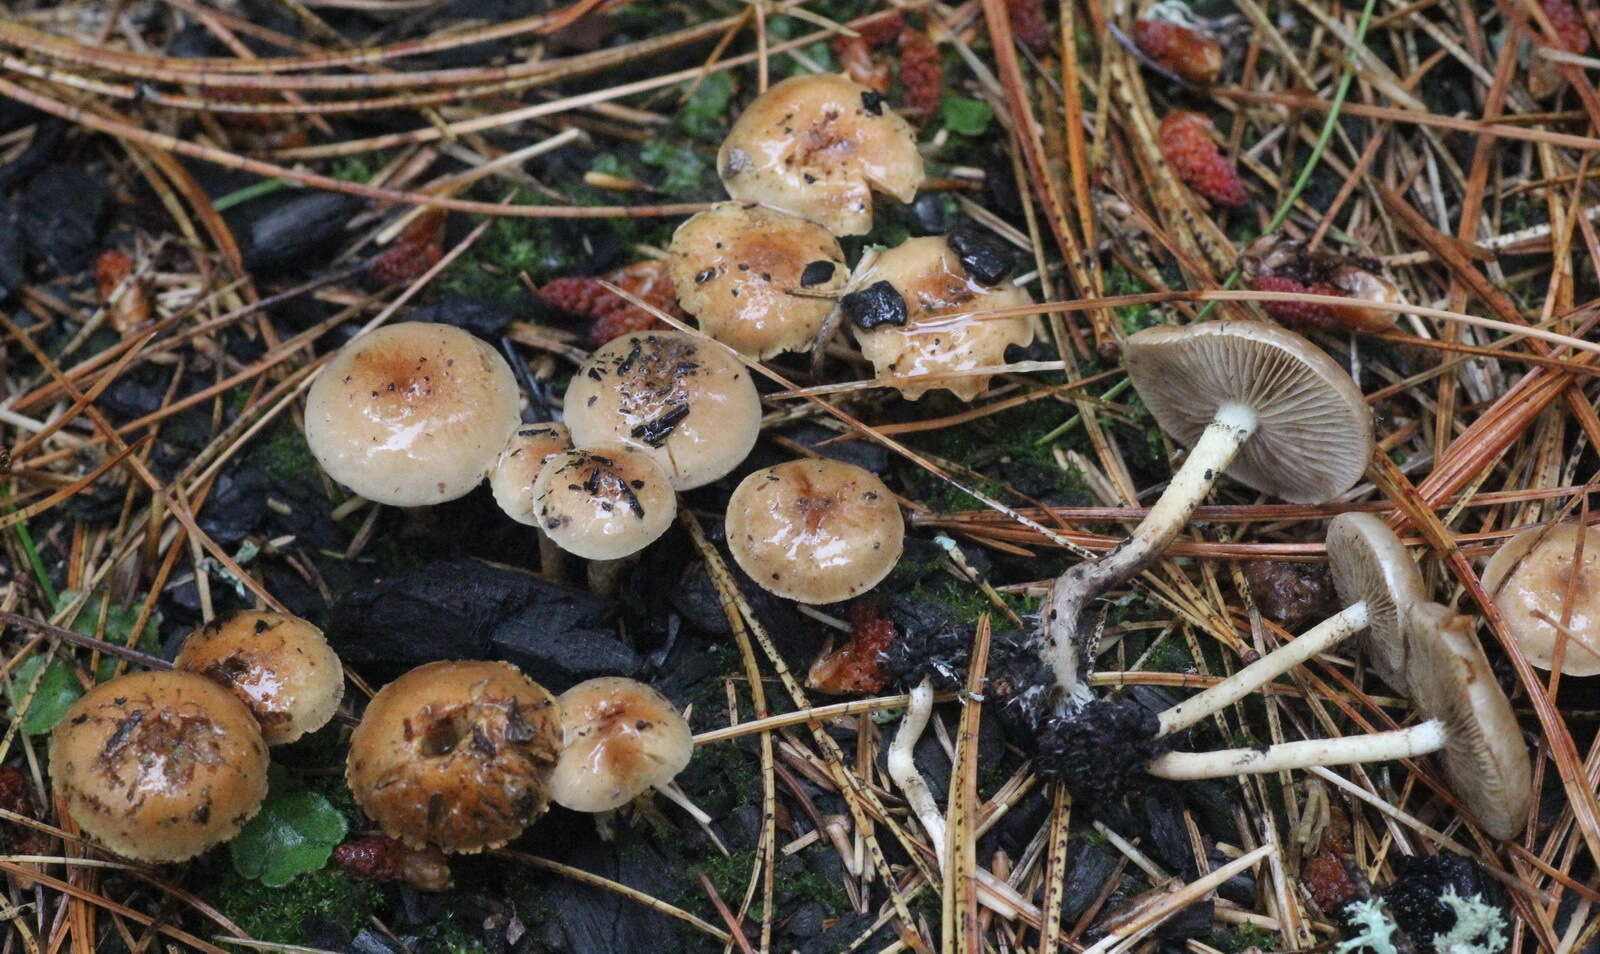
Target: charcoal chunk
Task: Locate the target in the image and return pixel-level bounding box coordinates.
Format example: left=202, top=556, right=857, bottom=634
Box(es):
left=23, top=166, right=108, bottom=275
left=841, top=280, right=907, bottom=330
left=409, top=295, right=513, bottom=340
left=947, top=225, right=1014, bottom=285
left=231, top=191, right=360, bottom=276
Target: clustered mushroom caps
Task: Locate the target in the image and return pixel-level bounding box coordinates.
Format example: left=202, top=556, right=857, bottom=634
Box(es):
left=717, top=73, right=926, bottom=237
left=175, top=610, right=346, bottom=746
left=531, top=444, right=677, bottom=561
left=304, top=322, right=522, bottom=507
left=488, top=423, right=573, bottom=526
left=725, top=459, right=905, bottom=605
left=346, top=660, right=561, bottom=853
left=667, top=202, right=848, bottom=359
left=50, top=670, right=270, bottom=862
left=1481, top=521, right=1600, bottom=675
left=547, top=676, right=694, bottom=813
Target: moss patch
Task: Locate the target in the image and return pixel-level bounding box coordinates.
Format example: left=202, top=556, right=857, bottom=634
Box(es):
left=212, top=866, right=380, bottom=944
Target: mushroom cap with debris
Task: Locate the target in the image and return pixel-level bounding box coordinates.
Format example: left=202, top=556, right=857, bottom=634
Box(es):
left=50, top=670, right=270, bottom=862
left=532, top=444, right=677, bottom=561
left=175, top=610, right=345, bottom=746
left=717, top=73, right=925, bottom=236
left=1481, top=522, right=1600, bottom=676
left=489, top=423, right=573, bottom=526
left=667, top=202, right=847, bottom=359
left=304, top=322, right=521, bottom=507
left=548, top=676, right=693, bottom=813
left=346, top=661, right=561, bottom=853
left=1326, top=512, right=1427, bottom=694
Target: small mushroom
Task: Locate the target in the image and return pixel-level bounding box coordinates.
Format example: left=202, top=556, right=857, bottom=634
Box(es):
left=718, top=73, right=925, bottom=236
left=345, top=661, right=560, bottom=853
left=304, top=322, right=521, bottom=507
left=532, top=444, right=677, bottom=561
left=547, top=677, right=693, bottom=813
left=725, top=459, right=904, bottom=605
left=848, top=235, right=1035, bottom=401
left=666, top=202, right=848, bottom=358
left=49, top=670, right=270, bottom=862
left=564, top=331, right=760, bottom=490
left=1481, top=522, right=1600, bottom=675
left=174, top=611, right=345, bottom=746
left=488, top=423, right=573, bottom=525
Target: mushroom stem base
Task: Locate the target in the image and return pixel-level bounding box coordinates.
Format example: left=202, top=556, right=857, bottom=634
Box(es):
left=1156, top=599, right=1369, bottom=735
left=1145, top=718, right=1447, bottom=780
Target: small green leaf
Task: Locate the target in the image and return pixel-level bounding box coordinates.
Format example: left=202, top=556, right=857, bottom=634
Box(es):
left=677, top=72, right=735, bottom=140
left=53, top=590, right=162, bottom=683
left=7, top=656, right=85, bottom=735
left=231, top=766, right=349, bottom=887
left=940, top=96, right=994, bottom=136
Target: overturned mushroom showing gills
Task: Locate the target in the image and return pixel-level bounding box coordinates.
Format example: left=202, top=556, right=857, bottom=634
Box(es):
left=548, top=677, right=693, bottom=813
left=564, top=331, right=760, bottom=491
left=175, top=610, right=345, bottom=746
left=849, top=234, right=1035, bottom=401
left=50, top=670, right=270, bottom=862
left=304, top=322, right=521, bottom=507
left=726, top=459, right=904, bottom=605
left=1481, top=522, right=1600, bottom=675
left=667, top=202, right=848, bottom=358
left=718, top=73, right=925, bottom=236
left=346, top=661, right=560, bottom=853
left=1148, top=603, right=1531, bottom=840
left=532, top=444, right=676, bottom=561
left=1041, top=322, right=1371, bottom=707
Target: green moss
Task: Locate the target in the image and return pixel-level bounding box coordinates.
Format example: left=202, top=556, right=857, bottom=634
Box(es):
left=255, top=418, right=319, bottom=489
left=903, top=396, right=1092, bottom=512
left=415, top=915, right=488, bottom=954
left=1207, top=923, right=1281, bottom=953
left=687, top=849, right=761, bottom=913
left=902, top=578, right=1032, bottom=629
left=1104, top=262, right=1162, bottom=337
left=1141, top=636, right=1194, bottom=673
left=212, top=866, right=379, bottom=944
left=783, top=869, right=850, bottom=910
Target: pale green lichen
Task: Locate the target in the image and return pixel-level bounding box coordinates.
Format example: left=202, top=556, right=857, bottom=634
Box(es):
left=1335, top=891, right=1509, bottom=954
left=1335, top=899, right=1400, bottom=954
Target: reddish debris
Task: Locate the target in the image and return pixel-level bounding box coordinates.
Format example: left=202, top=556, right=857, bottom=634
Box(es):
left=334, top=835, right=454, bottom=892
left=540, top=260, right=680, bottom=347
left=806, top=601, right=897, bottom=695
left=1544, top=0, right=1592, bottom=52
left=834, top=33, right=892, bottom=93
left=1302, top=849, right=1359, bottom=913
left=1241, top=235, right=1401, bottom=333
left=897, top=28, right=944, bottom=122
left=856, top=12, right=907, bottom=49
left=1131, top=19, right=1224, bottom=85
left=1007, top=0, right=1053, bottom=54
left=94, top=249, right=151, bottom=333
left=0, top=765, right=52, bottom=856
left=95, top=249, right=132, bottom=296
left=368, top=209, right=446, bottom=287
left=1157, top=110, right=1247, bottom=208
left=1249, top=274, right=1345, bottom=331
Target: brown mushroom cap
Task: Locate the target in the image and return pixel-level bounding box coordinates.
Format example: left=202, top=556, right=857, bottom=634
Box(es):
left=667, top=202, right=847, bottom=358
left=1481, top=522, right=1600, bottom=675
left=1122, top=321, right=1372, bottom=505
left=563, top=331, right=760, bottom=490
left=718, top=73, right=925, bottom=236
left=1326, top=513, right=1427, bottom=693
left=175, top=611, right=345, bottom=746
left=1404, top=602, right=1532, bottom=840
left=548, top=677, right=693, bottom=813
left=489, top=423, right=573, bottom=526
left=850, top=236, right=1036, bottom=401
left=532, top=444, right=677, bottom=561
left=49, top=670, right=269, bottom=862
left=304, top=322, right=521, bottom=507
left=346, top=661, right=560, bottom=853
left=725, top=459, right=904, bottom=604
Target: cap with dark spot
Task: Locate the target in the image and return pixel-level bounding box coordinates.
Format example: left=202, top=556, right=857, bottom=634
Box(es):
left=547, top=677, right=693, bottom=813
left=489, top=423, right=573, bottom=526
left=175, top=611, right=345, bottom=746
left=532, top=444, right=676, bottom=561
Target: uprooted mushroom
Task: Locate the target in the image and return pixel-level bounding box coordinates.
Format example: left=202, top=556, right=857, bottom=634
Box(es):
left=1480, top=521, right=1600, bottom=676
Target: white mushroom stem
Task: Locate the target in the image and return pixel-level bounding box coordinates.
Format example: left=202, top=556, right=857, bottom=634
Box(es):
left=887, top=677, right=947, bottom=866
left=1156, top=600, right=1370, bottom=736
left=1145, top=718, right=1447, bottom=780
left=1045, top=402, right=1259, bottom=704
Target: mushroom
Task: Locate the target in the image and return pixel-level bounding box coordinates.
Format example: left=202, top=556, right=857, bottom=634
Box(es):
left=718, top=73, right=925, bottom=236
left=531, top=444, right=677, bottom=561
left=1146, top=601, right=1532, bottom=840
left=666, top=202, right=848, bottom=358
left=725, top=459, right=904, bottom=605
left=49, top=670, right=270, bottom=862
left=564, top=331, right=761, bottom=491
left=847, top=233, right=1035, bottom=401
left=304, top=322, right=521, bottom=507
left=1041, top=321, right=1372, bottom=707
left=547, top=676, right=693, bottom=813
left=346, top=661, right=560, bottom=853
left=1481, top=522, right=1600, bottom=675
left=174, top=610, right=345, bottom=746
left=489, top=423, right=573, bottom=580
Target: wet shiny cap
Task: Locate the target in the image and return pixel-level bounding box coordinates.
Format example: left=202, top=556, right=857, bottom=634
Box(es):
left=1481, top=522, right=1600, bottom=675
left=50, top=670, right=270, bottom=861
left=548, top=677, right=693, bottom=813
left=533, top=444, right=677, bottom=561
left=489, top=423, right=572, bottom=526
left=305, top=322, right=521, bottom=507
left=1122, top=321, right=1372, bottom=504
left=563, top=331, right=760, bottom=490
left=345, top=661, right=560, bottom=853
left=667, top=202, right=847, bottom=358
left=1326, top=513, right=1426, bottom=694
left=175, top=611, right=345, bottom=746
left=849, top=235, right=1035, bottom=401
left=726, top=459, right=904, bottom=604
left=718, top=73, right=925, bottom=236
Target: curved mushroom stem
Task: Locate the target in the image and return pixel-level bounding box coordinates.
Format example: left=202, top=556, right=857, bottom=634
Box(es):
left=887, top=677, right=947, bottom=867
left=1156, top=600, right=1369, bottom=736
left=1145, top=718, right=1446, bottom=780
left=1044, top=401, right=1259, bottom=706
